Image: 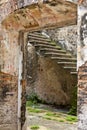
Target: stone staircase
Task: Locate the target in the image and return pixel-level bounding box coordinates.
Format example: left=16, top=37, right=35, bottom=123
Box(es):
left=28, top=32, right=77, bottom=75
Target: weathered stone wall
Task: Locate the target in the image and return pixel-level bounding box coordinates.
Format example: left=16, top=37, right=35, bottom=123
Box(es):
left=36, top=57, right=77, bottom=105
left=26, top=44, right=77, bottom=106
left=26, top=44, right=38, bottom=95
left=0, top=28, right=20, bottom=130
left=78, top=1, right=87, bottom=130
left=0, top=1, right=43, bottom=129
left=0, top=4, right=22, bottom=128
left=0, top=0, right=77, bottom=130
left=26, top=26, right=77, bottom=105
left=46, top=25, right=77, bottom=55
left=0, top=72, right=18, bottom=130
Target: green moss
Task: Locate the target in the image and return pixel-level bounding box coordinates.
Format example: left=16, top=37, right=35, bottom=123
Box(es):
left=58, top=119, right=65, bottom=122
left=46, top=112, right=56, bottom=117
left=26, top=93, right=46, bottom=106
left=26, top=101, right=35, bottom=107
left=43, top=116, right=52, bottom=120
left=55, top=46, right=61, bottom=49
left=50, top=41, right=56, bottom=45
left=68, top=86, right=77, bottom=115
left=30, top=125, right=39, bottom=130
left=27, top=107, right=42, bottom=113
left=65, top=115, right=77, bottom=122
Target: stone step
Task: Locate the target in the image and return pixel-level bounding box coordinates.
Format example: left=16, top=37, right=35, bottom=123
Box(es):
left=51, top=57, right=77, bottom=61
left=28, top=35, right=51, bottom=42
left=31, top=32, right=43, bottom=35
left=70, top=71, right=77, bottom=75
left=29, top=39, right=56, bottom=46
left=40, top=48, right=66, bottom=53
left=44, top=52, right=71, bottom=57
left=28, top=32, right=49, bottom=39
left=63, top=66, right=76, bottom=69
left=30, top=32, right=50, bottom=38
left=34, top=44, right=61, bottom=49
left=57, top=62, right=76, bottom=65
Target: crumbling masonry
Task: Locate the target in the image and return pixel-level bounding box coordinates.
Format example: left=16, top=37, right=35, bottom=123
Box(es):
left=0, top=0, right=87, bottom=130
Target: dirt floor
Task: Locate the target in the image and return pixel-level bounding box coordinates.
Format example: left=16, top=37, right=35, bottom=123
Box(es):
left=26, top=103, right=77, bottom=130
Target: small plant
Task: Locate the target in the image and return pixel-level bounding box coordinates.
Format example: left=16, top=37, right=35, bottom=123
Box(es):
left=26, top=93, right=46, bottom=106
left=26, top=101, right=34, bottom=107
left=26, top=93, right=39, bottom=103
left=30, top=125, right=39, bottom=130
left=68, top=86, right=77, bottom=116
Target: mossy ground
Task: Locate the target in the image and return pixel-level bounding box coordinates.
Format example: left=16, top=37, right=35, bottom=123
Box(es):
left=26, top=101, right=77, bottom=124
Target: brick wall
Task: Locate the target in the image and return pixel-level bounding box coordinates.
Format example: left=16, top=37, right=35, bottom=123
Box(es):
left=0, top=72, right=18, bottom=130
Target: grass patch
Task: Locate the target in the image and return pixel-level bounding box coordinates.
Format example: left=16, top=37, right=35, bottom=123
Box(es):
left=46, top=112, right=56, bottom=116
left=43, top=112, right=77, bottom=123
left=53, top=118, right=58, bottom=121
left=27, top=107, right=42, bottom=113
left=45, top=112, right=61, bottom=118
left=58, top=119, right=65, bottom=122
left=68, top=86, right=77, bottom=116
left=43, top=116, right=52, bottom=120
left=43, top=115, right=65, bottom=122
left=26, top=101, right=37, bottom=107
left=30, top=125, right=39, bottom=130
left=65, top=115, right=77, bottom=122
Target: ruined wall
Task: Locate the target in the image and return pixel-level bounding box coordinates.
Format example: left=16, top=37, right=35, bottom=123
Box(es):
left=26, top=45, right=77, bottom=106
left=26, top=44, right=38, bottom=95
left=46, top=25, right=77, bottom=56
left=0, top=0, right=77, bottom=130
left=0, top=28, right=20, bottom=130
left=0, top=1, right=43, bottom=129
left=26, top=27, right=77, bottom=105
left=0, top=72, right=18, bottom=130
left=78, top=1, right=87, bottom=130
left=0, top=1, right=23, bottom=129
left=35, top=57, right=77, bottom=105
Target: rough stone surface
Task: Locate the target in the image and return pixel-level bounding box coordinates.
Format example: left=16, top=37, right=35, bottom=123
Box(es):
left=0, top=0, right=77, bottom=130
left=78, top=1, right=87, bottom=130
left=0, top=29, right=20, bottom=130
left=36, top=57, right=77, bottom=105
left=1, top=0, right=77, bottom=31
left=26, top=44, right=38, bottom=94
left=26, top=44, right=77, bottom=105
left=46, top=25, right=77, bottom=56
left=0, top=72, right=18, bottom=130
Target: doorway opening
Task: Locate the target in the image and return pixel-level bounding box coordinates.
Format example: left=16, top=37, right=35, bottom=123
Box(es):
left=25, top=26, right=77, bottom=130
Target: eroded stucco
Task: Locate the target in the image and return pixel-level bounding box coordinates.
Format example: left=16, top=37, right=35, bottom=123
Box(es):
left=0, top=0, right=78, bottom=130
left=78, top=1, right=87, bottom=130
